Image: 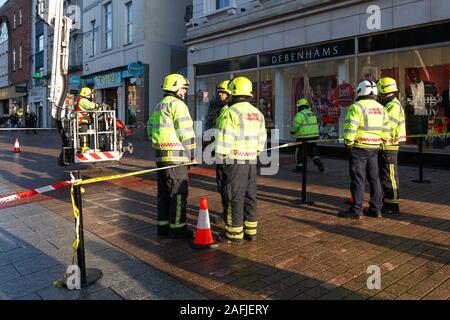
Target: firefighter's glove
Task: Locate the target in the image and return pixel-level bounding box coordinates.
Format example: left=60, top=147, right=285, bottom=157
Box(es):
left=344, top=141, right=354, bottom=150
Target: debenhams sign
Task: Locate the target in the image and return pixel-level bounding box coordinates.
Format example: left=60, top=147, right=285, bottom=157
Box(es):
left=260, top=39, right=355, bottom=67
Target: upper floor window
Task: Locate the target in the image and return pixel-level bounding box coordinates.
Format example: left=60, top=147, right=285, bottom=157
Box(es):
left=0, top=22, right=8, bottom=44
left=204, top=0, right=232, bottom=14
left=19, top=45, right=22, bottom=69
left=126, top=2, right=133, bottom=44
left=19, top=9, right=23, bottom=25
left=91, top=20, right=97, bottom=55
left=216, top=0, right=230, bottom=9
left=12, top=48, right=16, bottom=71
left=13, top=13, right=16, bottom=29
left=104, top=2, right=113, bottom=50
left=37, top=34, right=44, bottom=53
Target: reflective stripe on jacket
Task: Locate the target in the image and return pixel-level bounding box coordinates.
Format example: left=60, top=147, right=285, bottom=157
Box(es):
left=383, top=98, right=406, bottom=151
left=343, top=99, right=391, bottom=149
left=77, top=98, right=97, bottom=124
left=291, top=108, right=320, bottom=139
left=215, top=102, right=267, bottom=161
left=149, top=96, right=196, bottom=163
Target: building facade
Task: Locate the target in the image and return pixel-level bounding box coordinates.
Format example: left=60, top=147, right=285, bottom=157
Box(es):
left=28, top=0, right=84, bottom=129
left=0, top=0, right=32, bottom=126
left=82, top=0, right=189, bottom=138
left=185, top=0, right=450, bottom=153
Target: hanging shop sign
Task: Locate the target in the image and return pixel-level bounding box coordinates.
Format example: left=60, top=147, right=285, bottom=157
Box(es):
left=260, top=39, right=355, bottom=67
left=126, top=62, right=144, bottom=77
left=70, top=76, right=82, bottom=87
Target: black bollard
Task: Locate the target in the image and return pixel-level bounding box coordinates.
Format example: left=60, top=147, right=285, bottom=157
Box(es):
left=299, top=141, right=314, bottom=206
left=412, top=137, right=431, bottom=184
left=72, top=171, right=103, bottom=288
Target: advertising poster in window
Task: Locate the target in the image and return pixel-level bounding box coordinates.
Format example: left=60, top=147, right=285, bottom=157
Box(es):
left=291, top=76, right=339, bottom=139
left=380, top=67, right=400, bottom=84
left=259, top=80, right=274, bottom=129
left=404, top=64, right=449, bottom=148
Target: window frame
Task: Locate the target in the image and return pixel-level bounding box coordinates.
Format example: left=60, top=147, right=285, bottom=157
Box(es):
left=203, top=0, right=235, bottom=15
left=104, top=2, right=113, bottom=50
left=19, top=45, right=22, bottom=70
left=19, top=8, right=23, bottom=26
left=91, top=20, right=97, bottom=56
left=125, top=1, right=133, bottom=44
left=12, top=48, right=16, bottom=72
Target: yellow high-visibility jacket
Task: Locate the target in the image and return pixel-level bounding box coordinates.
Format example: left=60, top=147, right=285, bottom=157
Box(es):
left=215, top=101, right=266, bottom=161
left=148, top=95, right=196, bottom=163
left=291, top=108, right=320, bottom=139
left=383, top=98, right=406, bottom=151
left=343, top=99, right=391, bottom=149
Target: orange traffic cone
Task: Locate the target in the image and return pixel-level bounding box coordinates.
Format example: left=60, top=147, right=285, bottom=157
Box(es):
left=13, top=138, right=21, bottom=153
left=190, top=197, right=219, bottom=249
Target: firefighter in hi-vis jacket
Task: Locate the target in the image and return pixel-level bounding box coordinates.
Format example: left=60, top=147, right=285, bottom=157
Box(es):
left=148, top=74, right=196, bottom=239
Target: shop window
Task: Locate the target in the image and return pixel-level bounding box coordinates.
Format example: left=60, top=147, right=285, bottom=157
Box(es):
left=126, top=81, right=137, bottom=126
left=359, top=46, right=450, bottom=151
left=276, top=58, right=355, bottom=140
left=259, top=70, right=275, bottom=130
left=196, top=71, right=257, bottom=131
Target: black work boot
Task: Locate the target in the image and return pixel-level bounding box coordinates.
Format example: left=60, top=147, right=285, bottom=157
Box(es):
left=382, top=204, right=400, bottom=215
left=227, top=237, right=244, bottom=245
left=244, top=234, right=257, bottom=242
left=338, top=210, right=362, bottom=220
left=364, top=208, right=382, bottom=218
left=318, top=162, right=325, bottom=173
left=293, top=166, right=303, bottom=173
left=313, top=158, right=325, bottom=173
left=157, top=226, right=169, bottom=237
left=169, top=227, right=194, bottom=239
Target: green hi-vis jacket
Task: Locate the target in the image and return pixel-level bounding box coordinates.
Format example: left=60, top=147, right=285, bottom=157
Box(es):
left=290, top=108, right=320, bottom=139
left=215, top=102, right=267, bottom=161
left=148, top=95, right=196, bottom=163
left=383, top=98, right=406, bottom=151
left=343, top=99, right=391, bottom=149
left=215, top=105, right=229, bottom=128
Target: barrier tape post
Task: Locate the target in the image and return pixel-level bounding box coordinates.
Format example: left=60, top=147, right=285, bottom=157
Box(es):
left=297, top=141, right=314, bottom=206
left=412, top=136, right=431, bottom=184
left=72, top=170, right=103, bottom=288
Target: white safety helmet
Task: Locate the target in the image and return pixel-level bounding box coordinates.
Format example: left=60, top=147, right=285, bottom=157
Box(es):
left=356, top=80, right=378, bottom=98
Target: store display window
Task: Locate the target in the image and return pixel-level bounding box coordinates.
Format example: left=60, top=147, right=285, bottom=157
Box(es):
left=359, top=45, right=450, bottom=151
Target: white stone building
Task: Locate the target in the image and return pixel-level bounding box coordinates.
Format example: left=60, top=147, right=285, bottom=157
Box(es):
left=82, top=0, right=189, bottom=137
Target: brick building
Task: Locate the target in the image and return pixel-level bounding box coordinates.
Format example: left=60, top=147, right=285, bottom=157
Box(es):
left=0, top=0, right=32, bottom=125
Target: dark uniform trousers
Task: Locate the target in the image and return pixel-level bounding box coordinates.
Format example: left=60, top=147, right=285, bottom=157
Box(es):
left=349, top=148, right=383, bottom=215
left=295, top=138, right=322, bottom=168
left=156, top=163, right=189, bottom=235
left=379, top=150, right=400, bottom=211
left=216, top=165, right=228, bottom=216
left=218, top=164, right=258, bottom=240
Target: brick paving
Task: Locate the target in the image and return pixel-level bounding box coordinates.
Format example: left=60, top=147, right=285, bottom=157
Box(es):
left=0, top=132, right=449, bottom=300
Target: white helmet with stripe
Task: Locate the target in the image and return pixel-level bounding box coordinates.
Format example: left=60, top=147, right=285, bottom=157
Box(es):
left=356, top=80, right=378, bottom=97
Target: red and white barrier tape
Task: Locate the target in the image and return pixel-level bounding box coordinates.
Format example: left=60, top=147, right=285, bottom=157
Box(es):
left=0, top=181, right=72, bottom=205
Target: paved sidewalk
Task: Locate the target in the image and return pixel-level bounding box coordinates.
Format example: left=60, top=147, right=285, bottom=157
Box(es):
left=39, top=159, right=450, bottom=300
left=0, top=132, right=448, bottom=300
left=0, top=181, right=205, bottom=300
